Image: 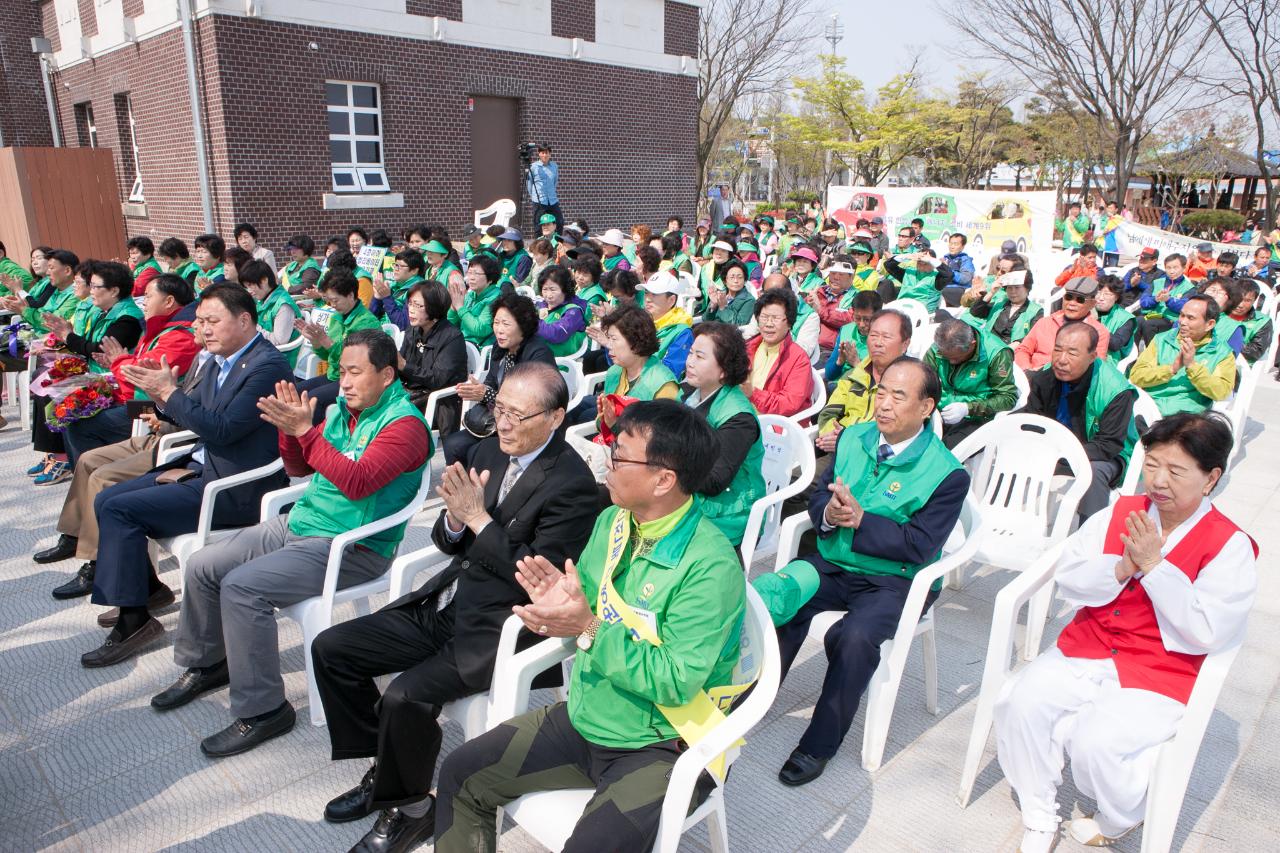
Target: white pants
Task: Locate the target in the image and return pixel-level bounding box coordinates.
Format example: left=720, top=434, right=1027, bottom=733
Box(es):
left=993, top=648, right=1185, bottom=833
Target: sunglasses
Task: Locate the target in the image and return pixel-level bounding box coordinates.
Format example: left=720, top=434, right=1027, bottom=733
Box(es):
left=1063, top=292, right=1091, bottom=303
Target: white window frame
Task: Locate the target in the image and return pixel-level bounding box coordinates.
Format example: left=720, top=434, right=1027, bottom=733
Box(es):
left=77, top=103, right=98, bottom=148
left=123, top=96, right=143, bottom=202
left=325, top=81, right=390, bottom=194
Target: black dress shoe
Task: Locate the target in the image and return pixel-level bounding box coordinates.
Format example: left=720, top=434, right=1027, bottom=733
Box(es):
left=80, top=618, right=164, bottom=668
left=98, top=584, right=177, bottom=628
left=200, top=702, right=296, bottom=757
left=349, top=802, right=435, bottom=853
left=34, top=534, right=78, bottom=564
left=778, top=749, right=829, bottom=787
left=151, top=660, right=230, bottom=711
left=325, top=765, right=378, bottom=823
left=51, top=561, right=95, bottom=600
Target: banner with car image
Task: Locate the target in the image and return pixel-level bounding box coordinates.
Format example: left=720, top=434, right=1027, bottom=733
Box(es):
left=825, top=185, right=1057, bottom=256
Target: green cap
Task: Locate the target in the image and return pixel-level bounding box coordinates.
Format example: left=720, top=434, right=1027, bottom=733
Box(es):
left=423, top=240, right=449, bottom=255
left=751, top=560, right=822, bottom=626
left=758, top=215, right=775, bottom=225
left=848, top=241, right=873, bottom=255
left=736, top=241, right=756, bottom=253
left=539, top=213, right=557, bottom=225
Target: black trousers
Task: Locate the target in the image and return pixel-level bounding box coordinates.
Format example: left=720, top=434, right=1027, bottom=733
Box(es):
left=311, top=598, right=472, bottom=808
left=775, top=557, right=937, bottom=759
left=30, top=393, right=66, bottom=454
left=942, top=417, right=985, bottom=450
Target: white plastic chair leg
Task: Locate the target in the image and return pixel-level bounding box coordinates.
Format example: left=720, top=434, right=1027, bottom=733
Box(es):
left=2, top=371, right=15, bottom=414
left=705, top=800, right=730, bottom=853
left=946, top=566, right=964, bottom=590
left=860, top=642, right=903, bottom=772
left=300, top=606, right=326, bottom=727
left=1141, top=742, right=1186, bottom=853
left=923, top=623, right=939, bottom=715
left=18, top=370, right=31, bottom=431
left=1023, top=582, right=1055, bottom=661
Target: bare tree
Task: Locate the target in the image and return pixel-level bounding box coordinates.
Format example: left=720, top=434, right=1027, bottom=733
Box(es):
left=696, top=0, right=819, bottom=203
left=949, top=0, right=1210, bottom=203
left=1196, top=0, right=1280, bottom=229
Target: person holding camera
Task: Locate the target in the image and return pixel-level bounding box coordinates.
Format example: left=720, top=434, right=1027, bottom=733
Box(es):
left=526, top=143, right=562, bottom=234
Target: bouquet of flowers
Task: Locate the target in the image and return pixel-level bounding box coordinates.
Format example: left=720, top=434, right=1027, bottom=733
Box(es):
left=0, top=320, right=35, bottom=359
left=45, top=374, right=120, bottom=432
left=30, top=354, right=92, bottom=398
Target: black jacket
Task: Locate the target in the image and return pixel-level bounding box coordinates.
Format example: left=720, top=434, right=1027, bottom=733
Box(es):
left=390, top=433, right=599, bottom=690
left=1019, top=363, right=1135, bottom=480
left=482, top=335, right=557, bottom=398
left=687, top=386, right=761, bottom=495
left=400, top=319, right=468, bottom=433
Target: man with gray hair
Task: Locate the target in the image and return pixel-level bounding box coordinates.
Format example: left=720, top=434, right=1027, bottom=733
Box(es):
left=310, top=361, right=599, bottom=852
left=924, top=318, right=1018, bottom=448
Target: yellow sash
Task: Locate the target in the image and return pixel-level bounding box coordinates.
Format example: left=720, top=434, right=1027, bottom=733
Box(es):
left=596, top=509, right=753, bottom=783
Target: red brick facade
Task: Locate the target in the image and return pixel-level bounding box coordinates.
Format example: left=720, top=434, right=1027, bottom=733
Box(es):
left=0, top=1, right=55, bottom=148
left=48, top=14, right=699, bottom=255
left=76, top=0, right=98, bottom=38
left=122, top=0, right=146, bottom=18
left=406, top=0, right=462, bottom=20
left=664, top=1, right=698, bottom=57
left=551, top=0, right=596, bottom=42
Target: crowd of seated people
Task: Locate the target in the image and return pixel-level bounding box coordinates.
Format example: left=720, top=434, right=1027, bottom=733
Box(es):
left=0, top=209, right=1270, bottom=853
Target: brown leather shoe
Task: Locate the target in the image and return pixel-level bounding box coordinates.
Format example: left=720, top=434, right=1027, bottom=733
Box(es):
left=80, top=617, right=164, bottom=668
left=98, top=585, right=177, bottom=628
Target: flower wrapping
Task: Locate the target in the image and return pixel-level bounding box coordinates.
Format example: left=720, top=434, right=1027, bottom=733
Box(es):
left=44, top=374, right=120, bottom=432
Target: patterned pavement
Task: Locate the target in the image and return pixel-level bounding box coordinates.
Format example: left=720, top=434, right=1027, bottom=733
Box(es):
left=1, top=384, right=1278, bottom=853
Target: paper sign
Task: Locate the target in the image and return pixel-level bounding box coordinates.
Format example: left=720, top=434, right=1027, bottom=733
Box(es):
left=355, top=246, right=387, bottom=276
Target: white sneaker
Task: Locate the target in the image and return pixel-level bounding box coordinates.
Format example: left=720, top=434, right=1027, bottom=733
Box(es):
left=1017, top=828, right=1057, bottom=853
left=1066, top=815, right=1141, bottom=846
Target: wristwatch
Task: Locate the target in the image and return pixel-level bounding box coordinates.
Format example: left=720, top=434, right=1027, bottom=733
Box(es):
left=576, top=617, right=603, bottom=651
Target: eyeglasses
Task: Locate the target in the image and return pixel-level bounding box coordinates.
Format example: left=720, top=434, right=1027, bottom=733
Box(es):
left=607, top=445, right=669, bottom=469
left=1062, top=293, right=1091, bottom=304
left=756, top=312, right=788, bottom=326
left=88, top=283, right=109, bottom=290
left=493, top=404, right=547, bottom=425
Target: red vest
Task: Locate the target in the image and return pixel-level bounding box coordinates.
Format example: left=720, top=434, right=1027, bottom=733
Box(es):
left=1056, top=496, right=1256, bottom=704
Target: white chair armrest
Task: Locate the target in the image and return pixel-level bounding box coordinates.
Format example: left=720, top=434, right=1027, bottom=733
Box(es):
left=582, top=370, right=608, bottom=395
left=486, top=616, right=577, bottom=724
left=739, top=443, right=816, bottom=567
left=424, top=386, right=458, bottom=439
left=155, top=430, right=199, bottom=465
left=773, top=513, right=815, bottom=571
left=387, top=544, right=449, bottom=601
left=190, top=458, right=285, bottom=547
left=260, top=481, right=309, bottom=521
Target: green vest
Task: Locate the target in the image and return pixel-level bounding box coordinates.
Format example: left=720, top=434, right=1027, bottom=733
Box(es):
left=792, top=298, right=815, bottom=344
left=1148, top=329, right=1233, bottom=416
left=447, top=283, right=502, bottom=347
left=72, top=297, right=99, bottom=337
left=133, top=257, right=162, bottom=281
left=1155, top=277, right=1196, bottom=322
left=131, top=323, right=196, bottom=400
left=962, top=293, right=1042, bottom=344
left=85, top=299, right=145, bottom=374
left=1214, top=316, right=1242, bottom=353
left=427, top=264, right=459, bottom=288
left=897, top=267, right=942, bottom=312
left=602, top=253, right=627, bottom=273
left=287, top=382, right=429, bottom=557
left=835, top=321, right=868, bottom=366
left=1083, top=359, right=1139, bottom=472
left=0, top=256, right=33, bottom=293
left=173, top=260, right=201, bottom=285
left=656, top=321, right=688, bottom=362
left=257, top=286, right=302, bottom=367
left=392, top=274, right=426, bottom=303
left=1238, top=311, right=1269, bottom=361
left=928, top=330, right=1010, bottom=407
left=797, top=271, right=824, bottom=294
left=501, top=249, right=532, bottom=285
left=818, top=423, right=962, bottom=581
left=1097, top=304, right=1137, bottom=364
left=578, top=283, right=606, bottom=306
left=321, top=301, right=382, bottom=380
left=542, top=302, right=586, bottom=357
left=696, top=386, right=766, bottom=545
left=23, top=281, right=79, bottom=332
left=282, top=257, right=321, bottom=290
left=602, top=357, right=677, bottom=399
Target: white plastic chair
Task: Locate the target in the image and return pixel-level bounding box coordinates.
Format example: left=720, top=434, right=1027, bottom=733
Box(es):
left=276, top=334, right=306, bottom=357
left=738, top=415, right=816, bottom=569
left=885, top=298, right=929, bottom=329
left=557, top=358, right=586, bottom=413
left=790, top=367, right=826, bottom=426
left=498, top=585, right=782, bottom=853
left=473, top=198, right=516, bottom=229
left=464, top=341, right=482, bottom=376
left=947, top=415, right=1093, bottom=659
left=380, top=321, right=404, bottom=350
left=1116, top=345, right=1138, bottom=376
left=955, top=541, right=1244, bottom=853
left=776, top=494, right=983, bottom=771
left=908, top=322, right=938, bottom=358
left=1211, top=354, right=1252, bottom=468
left=271, top=471, right=435, bottom=726
left=294, top=340, right=322, bottom=380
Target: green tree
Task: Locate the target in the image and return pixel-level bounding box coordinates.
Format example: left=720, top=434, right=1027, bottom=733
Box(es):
left=927, top=73, right=1018, bottom=189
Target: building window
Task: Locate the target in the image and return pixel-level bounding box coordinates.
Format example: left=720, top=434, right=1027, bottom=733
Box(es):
left=114, top=93, right=143, bottom=202
left=74, top=103, right=98, bottom=148
left=325, top=82, right=389, bottom=193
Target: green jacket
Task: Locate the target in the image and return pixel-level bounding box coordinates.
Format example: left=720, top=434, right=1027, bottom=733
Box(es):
left=1098, top=304, right=1137, bottom=364
left=316, top=300, right=382, bottom=381
left=925, top=331, right=1017, bottom=420
left=257, top=286, right=302, bottom=367
left=392, top=273, right=427, bottom=303
left=896, top=267, right=944, bottom=312
left=569, top=501, right=745, bottom=749
left=0, top=257, right=34, bottom=294
left=132, top=257, right=162, bottom=281
left=697, top=385, right=765, bottom=545
left=602, top=357, right=677, bottom=399
left=817, top=423, right=962, bottom=582
left=1057, top=214, right=1092, bottom=250
left=706, top=290, right=757, bottom=327
left=85, top=299, right=145, bottom=374
left=448, top=283, right=502, bottom=347
left=961, top=294, right=1042, bottom=344
left=577, top=283, right=607, bottom=306
left=1084, top=359, right=1139, bottom=473
left=1146, top=329, right=1233, bottom=416
left=287, top=381, right=430, bottom=556
left=23, top=281, right=79, bottom=332
left=72, top=297, right=99, bottom=337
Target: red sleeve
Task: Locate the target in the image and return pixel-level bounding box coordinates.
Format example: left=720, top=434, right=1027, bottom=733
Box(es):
left=296, top=415, right=430, bottom=501
left=818, top=298, right=854, bottom=331
left=280, top=430, right=313, bottom=478
left=133, top=265, right=159, bottom=297
left=750, top=346, right=813, bottom=416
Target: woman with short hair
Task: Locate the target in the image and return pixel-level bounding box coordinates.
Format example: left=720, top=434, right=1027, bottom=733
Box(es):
left=399, top=280, right=467, bottom=434
left=535, top=265, right=586, bottom=357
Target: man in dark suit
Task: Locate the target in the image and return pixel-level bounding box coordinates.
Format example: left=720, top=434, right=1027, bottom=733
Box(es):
left=79, top=284, right=293, bottom=667
left=310, top=361, right=598, bottom=853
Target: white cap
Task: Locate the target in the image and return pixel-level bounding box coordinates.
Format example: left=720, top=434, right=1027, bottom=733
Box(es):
left=599, top=228, right=627, bottom=248
left=826, top=261, right=856, bottom=276
left=640, top=271, right=683, bottom=296
left=711, top=240, right=736, bottom=253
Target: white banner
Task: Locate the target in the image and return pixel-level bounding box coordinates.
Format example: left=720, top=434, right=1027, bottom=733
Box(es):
left=1112, top=220, right=1244, bottom=261
left=825, top=185, right=1057, bottom=255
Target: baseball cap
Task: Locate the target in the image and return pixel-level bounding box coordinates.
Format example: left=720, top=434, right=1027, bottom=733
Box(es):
left=848, top=242, right=873, bottom=255
left=826, top=261, right=856, bottom=276
left=712, top=240, right=736, bottom=253
left=423, top=240, right=450, bottom=255
left=1196, top=242, right=1213, bottom=253
left=871, top=216, right=885, bottom=225
left=1000, top=239, right=1018, bottom=254
left=599, top=228, right=627, bottom=248
left=640, top=271, right=682, bottom=296
left=1139, top=246, right=1159, bottom=259
left=788, top=245, right=820, bottom=265
left=498, top=227, right=523, bottom=242
left=1063, top=276, right=1100, bottom=296
left=538, top=213, right=557, bottom=225
left=463, top=226, right=483, bottom=239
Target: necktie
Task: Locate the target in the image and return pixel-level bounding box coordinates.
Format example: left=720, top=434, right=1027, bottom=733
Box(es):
left=877, top=444, right=894, bottom=463
left=498, top=458, right=523, bottom=503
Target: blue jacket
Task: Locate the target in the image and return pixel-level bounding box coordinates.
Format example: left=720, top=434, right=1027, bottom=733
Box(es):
left=158, top=335, right=293, bottom=523
left=1139, top=274, right=1190, bottom=314
left=943, top=252, right=975, bottom=289
left=527, top=160, right=559, bottom=205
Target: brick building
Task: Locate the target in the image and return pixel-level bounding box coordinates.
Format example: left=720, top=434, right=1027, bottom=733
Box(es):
left=13, top=0, right=701, bottom=253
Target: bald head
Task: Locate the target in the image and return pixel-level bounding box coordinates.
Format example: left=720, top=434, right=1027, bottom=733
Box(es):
left=762, top=272, right=791, bottom=292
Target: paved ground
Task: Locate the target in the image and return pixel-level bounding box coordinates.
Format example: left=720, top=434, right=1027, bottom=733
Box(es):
left=1, top=382, right=1277, bottom=853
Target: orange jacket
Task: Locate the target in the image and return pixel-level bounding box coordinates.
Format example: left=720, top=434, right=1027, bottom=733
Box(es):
left=1013, top=311, right=1110, bottom=370
left=1055, top=259, right=1099, bottom=287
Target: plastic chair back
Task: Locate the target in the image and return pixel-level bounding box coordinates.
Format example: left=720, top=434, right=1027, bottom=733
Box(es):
left=885, top=298, right=929, bottom=328
left=473, top=198, right=516, bottom=229
left=739, top=416, right=816, bottom=568
left=790, top=367, right=826, bottom=425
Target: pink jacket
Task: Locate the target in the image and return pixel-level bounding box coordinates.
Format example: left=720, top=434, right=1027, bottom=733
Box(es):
left=746, top=335, right=814, bottom=416
left=1014, top=311, right=1110, bottom=370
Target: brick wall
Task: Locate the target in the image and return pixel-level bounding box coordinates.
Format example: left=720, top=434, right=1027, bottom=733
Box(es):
left=49, top=14, right=698, bottom=254
left=122, top=0, right=146, bottom=17
left=551, top=0, right=596, bottom=42
left=0, top=1, right=56, bottom=147
left=77, top=0, right=98, bottom=38
left=663, top=1, right=697, bottom=57
left=41, top=0, right=61, bottom=52
left=406, top=0, right=462, bottom=19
